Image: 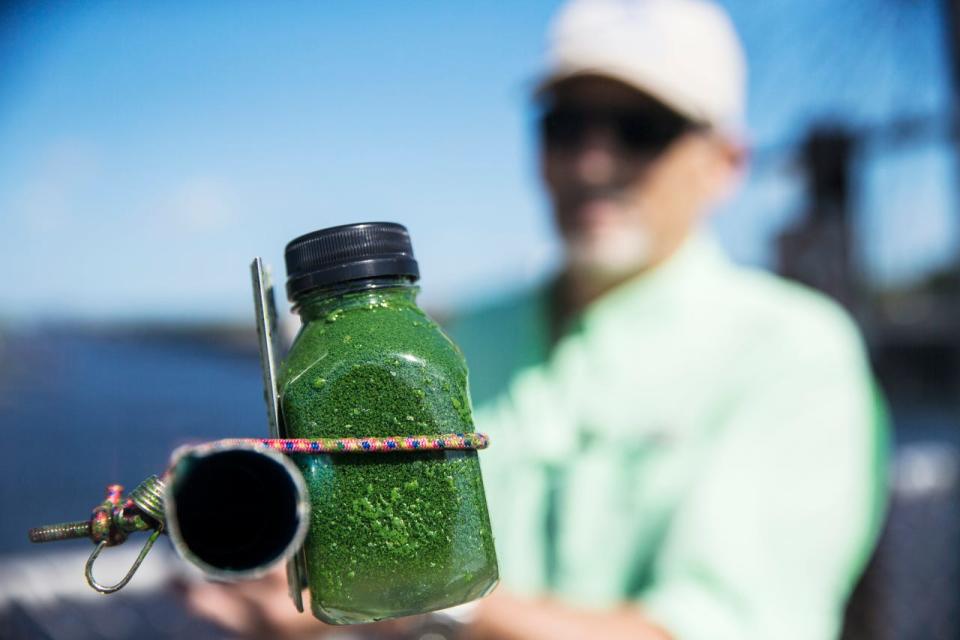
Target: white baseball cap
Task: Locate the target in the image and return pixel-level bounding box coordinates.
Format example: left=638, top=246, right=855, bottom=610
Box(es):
left=537, top=0, right=748, bottom=133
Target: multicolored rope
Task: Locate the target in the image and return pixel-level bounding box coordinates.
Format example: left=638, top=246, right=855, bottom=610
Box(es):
left=182, top=432, right=489, bottom=456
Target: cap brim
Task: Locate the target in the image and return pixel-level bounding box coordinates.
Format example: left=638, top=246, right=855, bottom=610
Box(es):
left=532, top=66, right=706, bottom=124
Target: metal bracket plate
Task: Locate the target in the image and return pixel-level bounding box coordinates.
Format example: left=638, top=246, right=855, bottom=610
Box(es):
left=250, top=257, right=307, bottom=613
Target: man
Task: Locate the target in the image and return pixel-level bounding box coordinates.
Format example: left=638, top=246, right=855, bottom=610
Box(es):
left=184, top=1, right=887, bottom=638
left=449, top=1, right=887, bottom=638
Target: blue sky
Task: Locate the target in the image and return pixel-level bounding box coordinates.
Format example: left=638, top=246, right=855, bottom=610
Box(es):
left=0, top=0, right=954, bottom=322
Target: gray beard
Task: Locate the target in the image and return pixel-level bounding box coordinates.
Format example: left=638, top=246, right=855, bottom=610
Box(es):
left=563, top=222, right=654, bottom=283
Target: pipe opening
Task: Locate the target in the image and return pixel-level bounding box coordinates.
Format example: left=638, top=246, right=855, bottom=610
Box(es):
left=169, top=448, right=306, bottom=576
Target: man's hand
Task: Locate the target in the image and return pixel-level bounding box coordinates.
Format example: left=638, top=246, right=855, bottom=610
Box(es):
left=463, top=587, right=672, bottom=640
left=177, top=568, right=672, bottom=640
left=177, top=567, right=407, bottom=639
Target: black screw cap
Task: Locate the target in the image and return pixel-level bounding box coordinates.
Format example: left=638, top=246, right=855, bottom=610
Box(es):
left=284, top=222, right=419, bottom=302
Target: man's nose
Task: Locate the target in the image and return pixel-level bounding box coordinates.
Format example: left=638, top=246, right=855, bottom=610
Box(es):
left=572, top=126, right=620, bottom=186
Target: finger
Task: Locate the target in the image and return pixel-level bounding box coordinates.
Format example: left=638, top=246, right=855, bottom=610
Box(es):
left=183, top=581, right=260, bottom=635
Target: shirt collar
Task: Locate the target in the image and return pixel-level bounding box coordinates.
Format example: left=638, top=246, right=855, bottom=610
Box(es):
left=577, top=230, right=729, bottom=328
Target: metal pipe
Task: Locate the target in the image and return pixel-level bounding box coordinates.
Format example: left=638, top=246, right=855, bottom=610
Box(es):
left=164, top=444, right=310, bottom=580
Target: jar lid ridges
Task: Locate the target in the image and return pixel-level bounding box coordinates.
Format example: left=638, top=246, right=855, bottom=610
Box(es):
left=284, top=222, right=419, bottom=301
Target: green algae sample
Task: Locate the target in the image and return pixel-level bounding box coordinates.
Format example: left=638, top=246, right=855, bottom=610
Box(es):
left=278, top=283, right=498, bottom=624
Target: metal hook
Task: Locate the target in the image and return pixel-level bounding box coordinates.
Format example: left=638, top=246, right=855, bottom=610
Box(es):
left=84, top=526, right=163, bottom=594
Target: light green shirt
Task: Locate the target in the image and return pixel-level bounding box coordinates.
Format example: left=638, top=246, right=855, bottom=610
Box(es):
left=448, top=234, right=888, bottom=640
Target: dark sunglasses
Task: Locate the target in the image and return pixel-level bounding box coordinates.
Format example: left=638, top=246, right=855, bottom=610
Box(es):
left=539, top=105, right=702, bottom=154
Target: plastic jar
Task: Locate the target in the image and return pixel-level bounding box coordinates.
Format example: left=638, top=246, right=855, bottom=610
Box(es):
left=278, top=222, right=498, bottom=624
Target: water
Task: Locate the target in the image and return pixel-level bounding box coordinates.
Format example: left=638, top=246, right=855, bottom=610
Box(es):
left=0, top=328, right=267, bottom=556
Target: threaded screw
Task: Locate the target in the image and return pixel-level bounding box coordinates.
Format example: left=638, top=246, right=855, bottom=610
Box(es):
left=29, top=520, right=91, bottom=543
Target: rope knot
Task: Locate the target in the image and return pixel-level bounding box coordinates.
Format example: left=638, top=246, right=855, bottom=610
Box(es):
left=89, top=484, right=130, bottom=546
